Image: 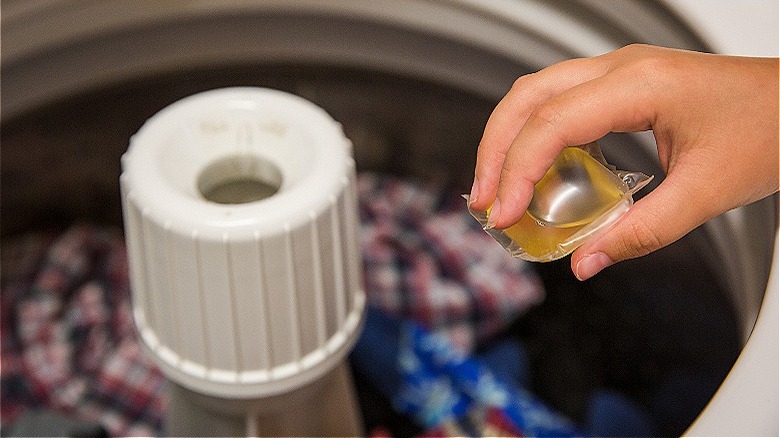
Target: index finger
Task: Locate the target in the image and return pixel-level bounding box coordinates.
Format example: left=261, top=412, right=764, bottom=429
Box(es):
left=488, top=65, right=660, bottom=229
left=471, top=56, right=609, bottom=212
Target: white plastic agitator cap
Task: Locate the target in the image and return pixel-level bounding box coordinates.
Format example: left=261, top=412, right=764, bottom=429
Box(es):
left=120, top=87, right=365, bottom=399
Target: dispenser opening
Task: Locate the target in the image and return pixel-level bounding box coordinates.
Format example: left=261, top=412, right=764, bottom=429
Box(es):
left=198, top=155, right=282, bottom=204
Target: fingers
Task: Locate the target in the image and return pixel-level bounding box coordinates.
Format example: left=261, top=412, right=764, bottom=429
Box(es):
left=470, top=56, right=610, bottom=212
left=570, top=169, right=713, bottom=281
left=486, top=68, right=659, bottom=229
left=471, top=44, right=776, bottom=279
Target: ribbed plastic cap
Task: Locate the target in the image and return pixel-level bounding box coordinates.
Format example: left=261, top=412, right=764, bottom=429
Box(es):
left=120, top=87, right=365, bottom=399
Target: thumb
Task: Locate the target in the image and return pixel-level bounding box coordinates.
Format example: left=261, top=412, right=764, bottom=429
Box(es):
left=570, top=173, right=713, bottom=281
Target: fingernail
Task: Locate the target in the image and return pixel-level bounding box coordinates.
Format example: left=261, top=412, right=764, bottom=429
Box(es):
left=469, top=178, right=480, bottom=206
left=575, top=252, right=612, bottom=281
left=485, top=198, right=501, bottom=229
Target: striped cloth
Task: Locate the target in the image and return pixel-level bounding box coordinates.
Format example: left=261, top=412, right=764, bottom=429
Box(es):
left=358, top=173, right=544, bottom=352
left=1, top=225, right=165, bottom=436
left=1, top=173, right=544, bottom=435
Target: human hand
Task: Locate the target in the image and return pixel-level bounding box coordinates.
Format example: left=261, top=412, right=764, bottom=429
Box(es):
left=469, top=44, right=778, bottom=280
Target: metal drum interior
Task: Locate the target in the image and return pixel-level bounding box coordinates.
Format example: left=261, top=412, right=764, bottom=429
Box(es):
left=2, top=1, right=777, bottom=435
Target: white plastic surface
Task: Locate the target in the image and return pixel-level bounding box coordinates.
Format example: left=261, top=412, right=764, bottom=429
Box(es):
left=660, top=1, right=779, bottom=434
left=685, top=234, right=779, bottom=436
left=120, top=87, right=365, bottom=399
left=662, top=0, right=779, bottom=57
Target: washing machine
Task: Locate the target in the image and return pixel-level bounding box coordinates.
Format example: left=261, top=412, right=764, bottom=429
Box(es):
left=2, top=0, right=777, bottom=435
left=657, top=1, right=778, bottom=435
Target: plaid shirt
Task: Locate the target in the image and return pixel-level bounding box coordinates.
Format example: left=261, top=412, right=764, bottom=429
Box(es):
left=1, top=225, right=165, bottom=436
left=1, top=174, right=544, bottom=436
left=358, top=173, right=544, bottom=352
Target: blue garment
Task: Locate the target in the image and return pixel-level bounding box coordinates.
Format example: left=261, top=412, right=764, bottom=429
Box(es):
left=586, top=389, right=657, bottom=437
left=352, top=307, right=580, bottom=436
left=351, top=306, right=658, bottom=437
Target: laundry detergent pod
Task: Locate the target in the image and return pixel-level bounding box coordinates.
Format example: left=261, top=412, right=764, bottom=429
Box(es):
left=466, top=142, right=653, bottom=262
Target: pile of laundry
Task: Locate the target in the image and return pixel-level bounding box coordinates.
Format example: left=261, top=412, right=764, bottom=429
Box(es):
left=352, top=173, right=655, bottom=437
left=1, top=173, right=657, bottom=436
left=1, top=225, right=165, bottom=436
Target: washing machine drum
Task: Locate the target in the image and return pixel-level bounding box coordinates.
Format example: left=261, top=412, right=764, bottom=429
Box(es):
left=2, top=1, right=777, bottom=435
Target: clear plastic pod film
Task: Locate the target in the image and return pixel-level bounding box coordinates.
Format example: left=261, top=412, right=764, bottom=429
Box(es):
left=467, top=142, right=652, bottom=262
left=120, top=87, right=366, bottom=399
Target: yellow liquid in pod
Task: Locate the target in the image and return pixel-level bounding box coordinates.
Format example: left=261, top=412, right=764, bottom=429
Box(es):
left=491, top=147, right=627, bottom=259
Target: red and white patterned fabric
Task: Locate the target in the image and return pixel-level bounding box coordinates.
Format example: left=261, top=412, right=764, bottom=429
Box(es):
left=358, top=173, right=544, bottom=351
left=1, top=225, right=165, bottom=436
left=1, top=173, right=544, bottom=435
